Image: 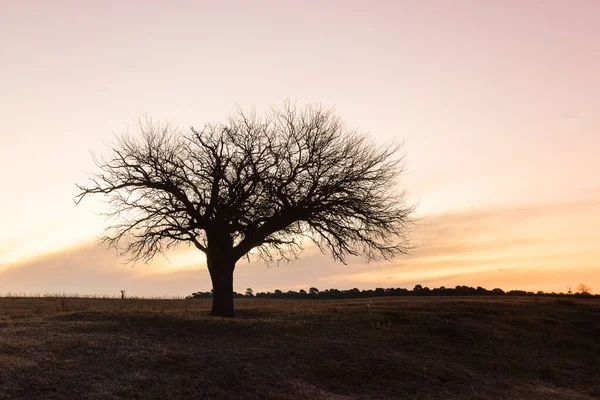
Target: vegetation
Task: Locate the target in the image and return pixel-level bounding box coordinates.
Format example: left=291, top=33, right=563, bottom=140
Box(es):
left=187, top=283, right=597, bottom=299
left=0, top=296, right=598, bottom=399
left=75, top=103, right=414, bottom=317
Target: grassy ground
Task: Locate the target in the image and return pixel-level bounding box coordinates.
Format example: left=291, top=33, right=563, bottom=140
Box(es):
left=0, top=296, right=598, bottom=399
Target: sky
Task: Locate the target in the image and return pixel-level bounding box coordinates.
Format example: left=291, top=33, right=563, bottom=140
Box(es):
left=1, top=0, right=598, bottom=296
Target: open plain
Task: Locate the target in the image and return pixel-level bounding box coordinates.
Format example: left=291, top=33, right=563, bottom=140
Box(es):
left=0, top=296, right=598, bottom=399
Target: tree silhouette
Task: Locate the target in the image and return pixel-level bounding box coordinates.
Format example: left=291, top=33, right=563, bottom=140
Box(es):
left=577, top=283, right=592, bottom=295
left=188, top=284, right=598, bottom=300
left=75, top=103, right=414, bottom=316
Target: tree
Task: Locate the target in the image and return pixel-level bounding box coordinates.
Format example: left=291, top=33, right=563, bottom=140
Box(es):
left=577, top=283, right=592, bottom=295
left=309, top=287, right=319, bottom=296
left=75, top=103, right=414, bottom=317
left=245, top=288, right=254, bottom=297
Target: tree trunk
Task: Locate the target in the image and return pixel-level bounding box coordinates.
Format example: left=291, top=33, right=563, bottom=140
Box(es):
left=207, top=252, right=236, bottom=317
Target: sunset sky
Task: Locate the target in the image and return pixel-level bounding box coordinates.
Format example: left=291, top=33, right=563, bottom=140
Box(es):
left=1, top=0, right=598, bottom=296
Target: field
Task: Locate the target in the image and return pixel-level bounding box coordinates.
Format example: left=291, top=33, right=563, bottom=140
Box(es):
left=0, top=296, right=598, bottom=399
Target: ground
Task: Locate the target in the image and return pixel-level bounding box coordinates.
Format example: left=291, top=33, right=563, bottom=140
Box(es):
left=0, top=296, right=598, bottom=399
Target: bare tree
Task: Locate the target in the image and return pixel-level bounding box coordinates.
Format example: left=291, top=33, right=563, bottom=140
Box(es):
left=75, top=103, right=414, bottom=317
left=577, top=283, right=592, bottom=295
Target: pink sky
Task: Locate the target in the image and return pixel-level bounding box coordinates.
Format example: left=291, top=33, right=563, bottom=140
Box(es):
left=1, top=1, right=598, bottom=296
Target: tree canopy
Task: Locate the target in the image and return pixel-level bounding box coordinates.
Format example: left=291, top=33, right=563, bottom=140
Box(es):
left=76, top=103, right=414, bottom=316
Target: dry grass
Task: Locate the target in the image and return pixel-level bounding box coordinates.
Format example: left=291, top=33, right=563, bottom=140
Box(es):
left=0, top=296, right=598, bottom=399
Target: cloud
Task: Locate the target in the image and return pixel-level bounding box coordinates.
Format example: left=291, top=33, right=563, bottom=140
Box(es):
left=0, top=240, right=360, bottom=296
left=1, top=197, right=598, bottom=296
left=0, top=243, right=207, bottom=297
left=320, top=198, right=600, bottom=292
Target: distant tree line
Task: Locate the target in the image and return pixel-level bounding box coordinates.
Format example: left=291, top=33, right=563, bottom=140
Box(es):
left=187, top=284, right=596, bottom=299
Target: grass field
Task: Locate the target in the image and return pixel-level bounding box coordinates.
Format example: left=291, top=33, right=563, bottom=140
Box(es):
left=0, top=296, right=598, bottom=399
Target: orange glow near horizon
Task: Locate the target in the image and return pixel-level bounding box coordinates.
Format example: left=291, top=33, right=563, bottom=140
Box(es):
left=1, top=1, right=599, bottom=296
left=2, top=198, right=598, bottom=296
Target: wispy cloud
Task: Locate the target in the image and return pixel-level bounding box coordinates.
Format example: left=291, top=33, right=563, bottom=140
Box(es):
left=326, top=198, right=600, bottom=292
left=1, top=198, right=598, bottom=296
